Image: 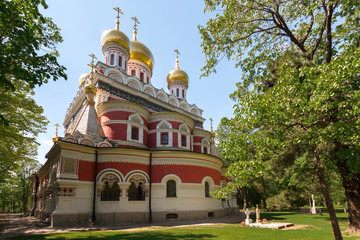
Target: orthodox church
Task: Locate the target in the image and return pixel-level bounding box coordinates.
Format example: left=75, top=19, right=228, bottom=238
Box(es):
left=30, top=9, right=237, bottom=227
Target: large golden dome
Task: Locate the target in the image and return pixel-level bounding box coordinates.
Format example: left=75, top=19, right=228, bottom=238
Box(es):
left=130, top=40, right=154, bottom=74
left=101, top=29, right=131, bottom=53
left=167, top=68, right=189, bottom=89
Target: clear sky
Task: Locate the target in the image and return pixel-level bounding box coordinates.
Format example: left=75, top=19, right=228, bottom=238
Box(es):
left=34, top=0, right=242, bottom=164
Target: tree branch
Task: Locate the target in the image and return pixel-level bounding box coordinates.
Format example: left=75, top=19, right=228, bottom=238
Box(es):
left=299, top=13, right=314, bottom=44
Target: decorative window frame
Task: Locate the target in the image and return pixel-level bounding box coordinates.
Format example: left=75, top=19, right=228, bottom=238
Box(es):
left=178, top=123, right=191, bottom=150
left=127, top=113, right=144, bottom=144
left=161, top=174, right=182, bottom=198
left=202, top=176, right=214, bottom=198
left=201, top=138, right=210, bottom=154
left=156, top=120, right=172, bottom=147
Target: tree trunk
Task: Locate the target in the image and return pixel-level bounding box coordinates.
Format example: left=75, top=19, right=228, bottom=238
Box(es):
left=336, top=160, right=360, bottom=234
left=239, top=187, right=248, bottom=210
left=334, top=141, right=360, bottom=234
left=313, top=146, right=343, bottom=240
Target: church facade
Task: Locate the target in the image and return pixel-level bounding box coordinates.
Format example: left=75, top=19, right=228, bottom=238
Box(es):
left=30, top=11, right=237, bottom=227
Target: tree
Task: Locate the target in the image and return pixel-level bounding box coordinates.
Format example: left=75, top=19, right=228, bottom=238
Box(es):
left=0, top=0, right=67, bottom=121
left=14, top=159, right=41, bottom=214
left=0, top=0, right=66, bottom=181
left=215, top=117, right=267, bottom=210
left=0, top=82, right=48, bottom=181
left=200, top=0, right=360, bottom=237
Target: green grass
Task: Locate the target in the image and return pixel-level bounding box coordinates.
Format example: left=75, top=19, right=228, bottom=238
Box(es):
left=10, top=212, right=360, bottom=240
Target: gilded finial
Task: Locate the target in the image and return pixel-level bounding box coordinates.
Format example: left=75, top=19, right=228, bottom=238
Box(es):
left=131, top=16, right=140, bottom=41
left=209, top=118, right=215, bottom=140
left=85, top=54, right=97, bottom=105
left=87, top=53, right=97, bottom=80
left=174, top=49, right=180, bottom=69
left=53, top=123, right=61, bottom=142
left=113, top=7, right=123, bottom=30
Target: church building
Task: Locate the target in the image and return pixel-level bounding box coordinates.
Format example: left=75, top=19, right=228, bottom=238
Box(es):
left=30, top=9, right=237, bottom=227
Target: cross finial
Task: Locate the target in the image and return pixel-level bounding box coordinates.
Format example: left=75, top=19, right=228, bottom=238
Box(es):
left=113, top=7, right=124, bottom=30
left=209, top=118, right=213, bottom=131
left=54, top=123, right=60, bottom=137
left=131, top=16, right=140, bottom=41
left=53, top=123, right=61, bottom=142
left=87, top=54, right=97, bottom=79
left=174, top=49, right=180, bottom=69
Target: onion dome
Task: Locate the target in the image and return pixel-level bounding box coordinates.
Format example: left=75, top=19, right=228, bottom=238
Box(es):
left=167, top=55, right=189, bottom=89
left=79, top=73, right=90, bottom=87
left=101, top=29, right=131, bottom=53
left=130, top=40, right=154, bottom=74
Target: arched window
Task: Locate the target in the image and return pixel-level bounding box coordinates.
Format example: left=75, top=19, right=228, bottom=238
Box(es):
left=110, top=54, right=114, bottom=65
left=101, top=182, right=120, bottom=201
left=176, top=88, right=179, bottom=97
left=205, top=181, right=210, bottom=197
left=166, top=180, right=177, bottom=197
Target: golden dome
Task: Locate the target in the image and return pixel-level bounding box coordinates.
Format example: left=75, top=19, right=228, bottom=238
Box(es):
left=130, top=40, right=154, bottom=74
left=85, top=81, right=96, bottom=93
left=167, top=68, right=189, bottom=88
left=101, top=29, right=131, bottom=53
left=79, top=73, right=90, bottom=86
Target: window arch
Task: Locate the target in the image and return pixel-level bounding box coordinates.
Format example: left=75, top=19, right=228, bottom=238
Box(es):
left=156, top=120, right=172, bottom=147
left=178, top=123, right=191, bottom=149
left=127, top=113, right=145, bottom=144
left=166, top=180, right=177, bottom=197
left=205, top=181, right=210, bottom=197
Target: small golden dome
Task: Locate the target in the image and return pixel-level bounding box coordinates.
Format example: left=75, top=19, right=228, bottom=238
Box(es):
left=130, top=40, right=154, bottom=74
left=79, top=73, right=90, bottom=86
left=167, top=68, right=189, bottom=89
left=85, top=82, right=96, bottom=93
left=101, top=29, right=131, bottom=53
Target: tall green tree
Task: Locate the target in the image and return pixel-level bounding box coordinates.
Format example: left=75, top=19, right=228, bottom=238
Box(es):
left=0, top=0, right=66, bottom=183
left=200, top=0, right=360, bottom=238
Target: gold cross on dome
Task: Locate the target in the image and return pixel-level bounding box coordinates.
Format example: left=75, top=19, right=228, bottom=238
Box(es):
left=209, top=118, right=213, bottom=131
left=113, top=7, right=124, bottom=30
left=87, top=54, right=97, bottom=71
left=54, top=123, right=60, bottom=137
left=131, top=16, right=140, bottom=31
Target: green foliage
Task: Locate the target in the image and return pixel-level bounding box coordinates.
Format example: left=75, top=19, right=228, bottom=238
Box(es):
left=0, top=82, right=48, bottom=182
left=0, top=0, right=67, bottom=92
left=0, top=0, right=65, bottom=186
left=199, top=1, right=359, bottom=78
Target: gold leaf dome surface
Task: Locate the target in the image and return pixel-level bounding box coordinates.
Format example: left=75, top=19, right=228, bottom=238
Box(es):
left=79, top=73, right=90, bottom=86
left=130, top=40, right=154, bottom=73
left=101, top=29, right=131, bottom=52
left=167, top=68, right=189, bottom=88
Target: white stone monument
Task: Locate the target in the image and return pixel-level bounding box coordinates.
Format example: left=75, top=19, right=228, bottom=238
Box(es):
left=311, top=194, right=316, bottom=214
left=245, top=208, right=252, bottom=225
left=256, top=204, right=260, bottom=223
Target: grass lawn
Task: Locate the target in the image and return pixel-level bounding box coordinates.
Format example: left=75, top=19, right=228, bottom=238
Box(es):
left=12, top=211, right=360, bottom=240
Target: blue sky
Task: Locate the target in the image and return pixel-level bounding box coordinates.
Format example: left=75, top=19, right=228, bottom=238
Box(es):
left=34, top=0, right=241, bottom=164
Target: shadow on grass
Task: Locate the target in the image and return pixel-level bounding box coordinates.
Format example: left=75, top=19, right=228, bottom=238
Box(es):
left=12, top=231, right=216, bottom=240
left=258, top=212, right=297, bottom=221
